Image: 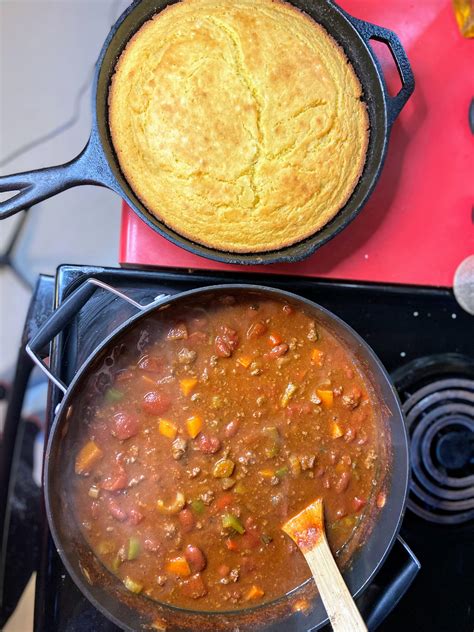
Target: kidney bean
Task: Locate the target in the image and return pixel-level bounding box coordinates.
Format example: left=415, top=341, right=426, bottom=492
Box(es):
left=101, top=467, right=128, bottom=491
left=269, top=343, right=289, bottom=358
left=107, top=499, right=127, bottom=522
left=180, top=573, right=207, bottom=599
left=215, top=336, right=232, bottom=357
left=247, top=321, right=267, bottom=339
left=128, top=509, right=144, bottom=525
left=219, top=325, right=239, bottom=350
left=335, top=507, right=347, bottom=520
left=196, top=434, right=221, bottom=454
left=178, top=508, right=195, bottom=533
left=137, top=355, right=162, bottom=372
left=141, top=391, right=171, bottom=415
left=185, top=544, right=207, bottom=573
left=335, top=471, right=351, bottom=494
left=112, top=412, right=139, bottom=440
left=224, top=420, right=239, bottom=438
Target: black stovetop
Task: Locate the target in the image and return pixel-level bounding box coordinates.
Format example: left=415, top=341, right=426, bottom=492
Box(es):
left=32, top=265, right=473, bottom=632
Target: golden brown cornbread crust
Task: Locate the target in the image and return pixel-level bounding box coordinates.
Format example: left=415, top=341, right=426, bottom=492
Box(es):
left=109, top=0, right=369, bottom=253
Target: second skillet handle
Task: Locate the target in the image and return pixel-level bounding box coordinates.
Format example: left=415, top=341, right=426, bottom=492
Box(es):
left=0, top=133, right=116, bottom=219
left=348, top=15, right=415, bottom=127
left=26, top=278, right=167, bottom=394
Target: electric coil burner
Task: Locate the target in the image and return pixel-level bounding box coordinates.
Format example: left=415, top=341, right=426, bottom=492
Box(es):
left=393, top=355, right=474, bottom=525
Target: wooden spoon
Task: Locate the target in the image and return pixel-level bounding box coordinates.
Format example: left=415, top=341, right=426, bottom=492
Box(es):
left=282, top=498, right=367, bottom=632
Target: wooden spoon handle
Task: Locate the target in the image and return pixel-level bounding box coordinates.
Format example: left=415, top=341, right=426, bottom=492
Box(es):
left=304, top=539, right=367, bottom=632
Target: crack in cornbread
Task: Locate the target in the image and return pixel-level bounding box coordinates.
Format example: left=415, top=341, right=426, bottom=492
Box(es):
left=109, top=0, right=369, bottom=252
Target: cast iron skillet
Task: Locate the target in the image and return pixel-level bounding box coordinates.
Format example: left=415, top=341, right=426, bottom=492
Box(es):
left=27, top=280, right=413, bottom=631
left=0, top=0, right=414, bottom=265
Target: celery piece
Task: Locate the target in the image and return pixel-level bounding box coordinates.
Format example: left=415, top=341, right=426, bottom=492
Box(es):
left=222, top=513, right=245, bottom=534
left=127, top=536, right=141, bottom=561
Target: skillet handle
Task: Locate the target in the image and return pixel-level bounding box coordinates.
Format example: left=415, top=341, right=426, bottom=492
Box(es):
left=348, top=15, right=415, bottom=127
left=26, top=278, right=167, bottom=394
left=364, top=536, right=420, bottom=631
left=0, top=133, right=115, bottom=219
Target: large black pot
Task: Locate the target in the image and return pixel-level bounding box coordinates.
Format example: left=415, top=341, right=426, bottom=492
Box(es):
left=0, top=0, right=414, bottom=264
left=27, top=280, right=412, bottom=631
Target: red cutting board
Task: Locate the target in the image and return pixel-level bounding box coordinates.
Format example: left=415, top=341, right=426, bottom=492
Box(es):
left=119, top=0, right=474, bottom=287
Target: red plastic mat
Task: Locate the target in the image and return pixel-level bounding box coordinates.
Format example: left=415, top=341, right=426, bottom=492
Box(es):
left=119, top=0, right=474, bottom=287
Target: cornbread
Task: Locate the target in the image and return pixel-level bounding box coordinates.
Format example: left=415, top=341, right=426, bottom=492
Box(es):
left=109, top=0, right=369, bottom=252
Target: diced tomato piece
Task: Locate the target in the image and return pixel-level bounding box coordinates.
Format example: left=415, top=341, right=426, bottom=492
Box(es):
left=142, top=391, right=171, bottom=415
left=101, top=467, right=128, bottom=491
left=225, top=538, right=239, bottom=552
left=112, top=412, right=139, bottom=440
left=215, top=493, right=233, bottom=510
left=128, top=509, right=144, bottom=525
left=107, top=498, right=127, bottom=522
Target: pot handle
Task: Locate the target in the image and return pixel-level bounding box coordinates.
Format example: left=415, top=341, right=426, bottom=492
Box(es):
left=347, top=15, right=415, bottom=127
left=26, top=278, right=168, bottom=394
left=364, top=536, right=420, bottom=630
left=0, top=133, right=116, bottom=219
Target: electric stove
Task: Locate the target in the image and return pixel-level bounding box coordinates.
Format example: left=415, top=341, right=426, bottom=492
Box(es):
left=20, top=264, right=471, bottom=631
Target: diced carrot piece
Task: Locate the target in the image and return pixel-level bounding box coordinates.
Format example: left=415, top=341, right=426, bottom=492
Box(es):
left=258, top=469, right=275, bottom=479
left=237, top=355, right=252, bottom=369
left=159, top=418, right=178, bottom=440
left=225, top=538, right=239, bottom=551
left=268, top=332, right=282, bottom=346
left=245, top=585, right=265, bottom=601
left=186, top=415, right=203, bottom=439
left=165, top=557, right=191, bottom=578
left=75, top=441, right=103, bottom=475
left=215, top=493, right=233, bottom=510
left=311, top=349, right=324, bottom=366
left=180, top=377, right=198, bottom=396
left=317, top=389, right=334, bottom=408
left=330, top=421, right=344, bottom=439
